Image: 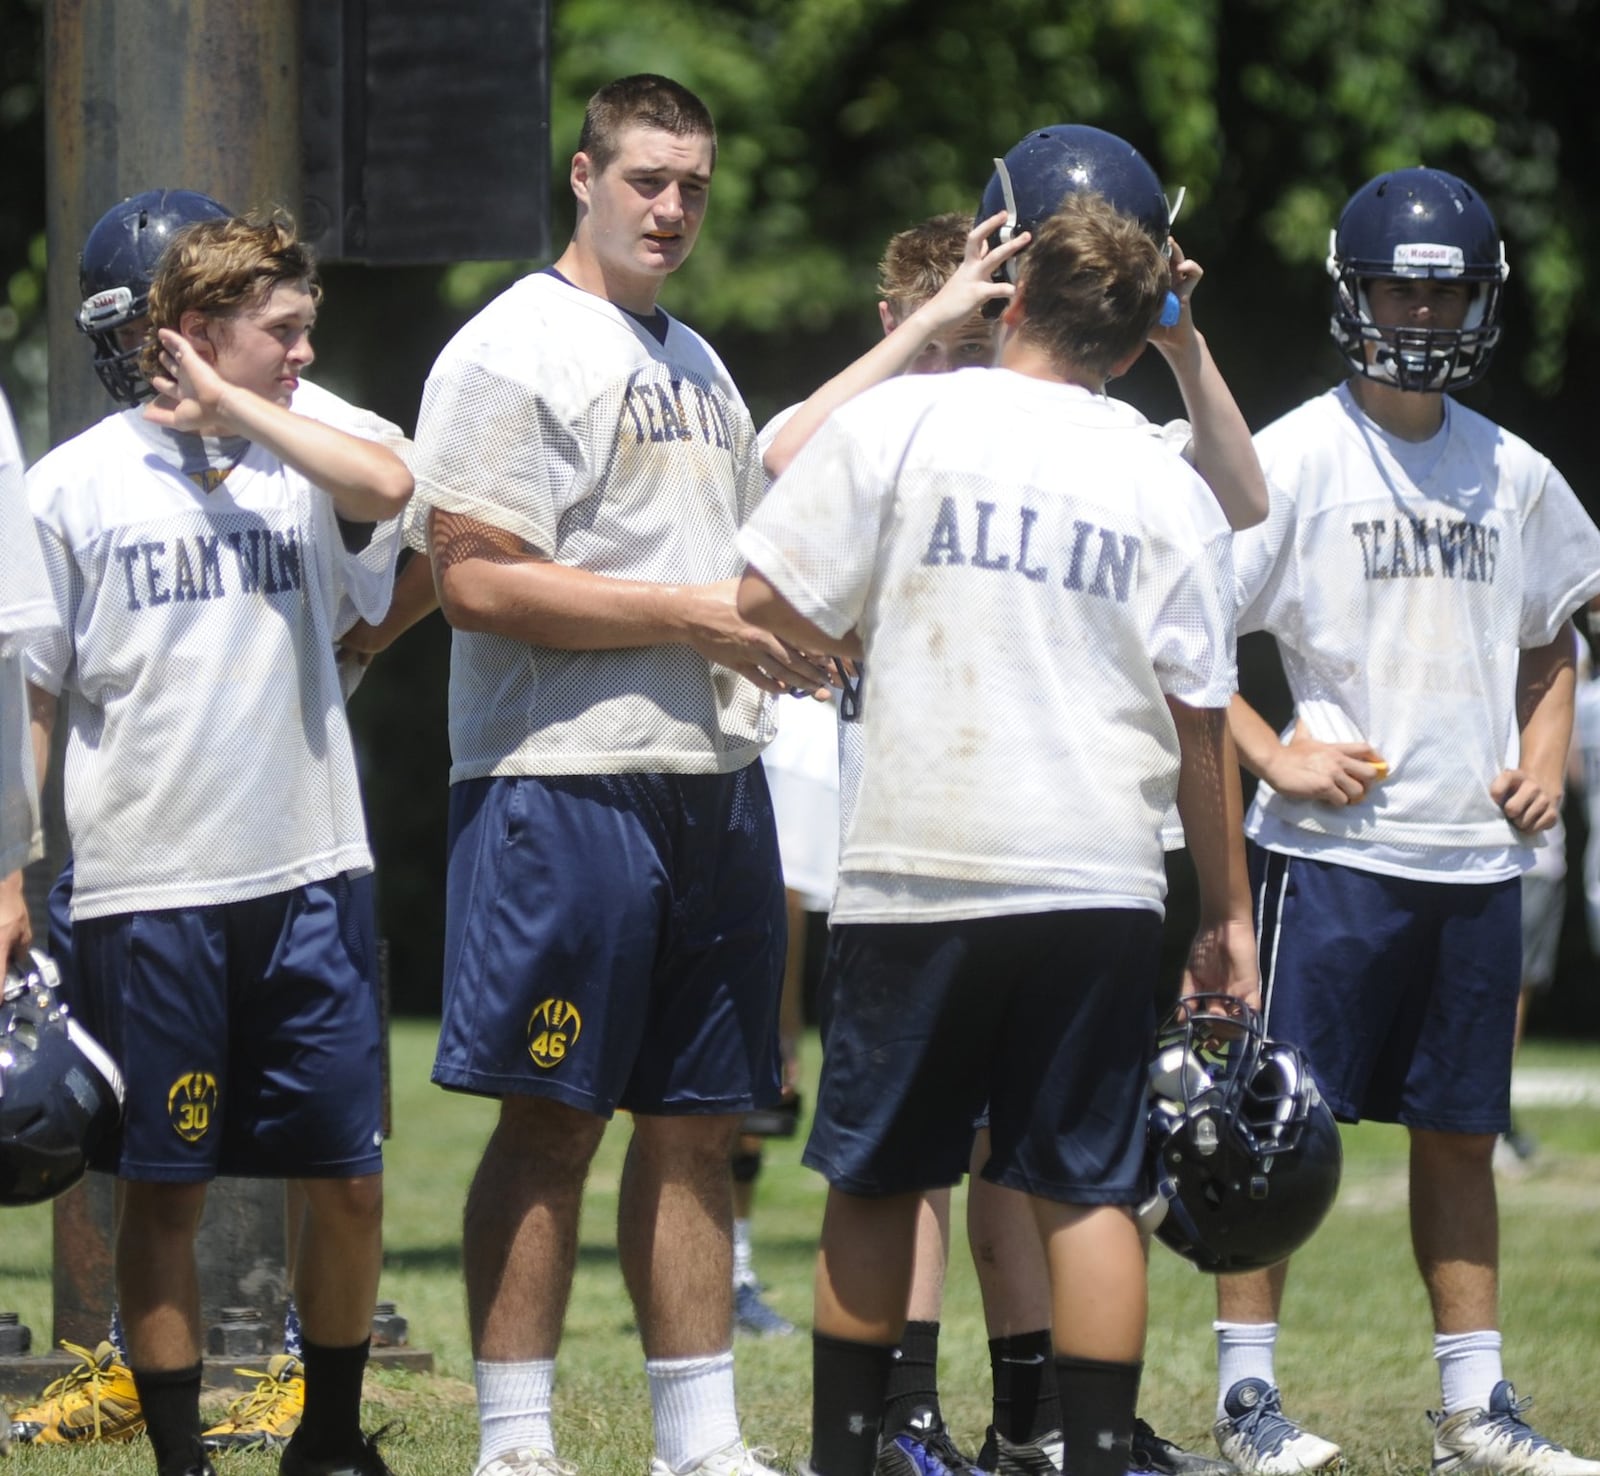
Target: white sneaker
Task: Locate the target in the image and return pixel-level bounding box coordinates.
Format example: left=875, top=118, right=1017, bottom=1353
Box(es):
left=479, top=1450, right=579, bottom=1476
left=650, top=1441, right=783, bottom=1476
left=1431, top=1383, right=1600, bottom=1476
left=1214, top=1380, right=1341, bottom=1476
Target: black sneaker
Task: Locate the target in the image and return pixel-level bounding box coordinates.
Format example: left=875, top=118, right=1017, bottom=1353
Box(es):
left=1132, top=1418, right=1236, bottom=1476
left=877, top=1407, right=989, bottom=1476
left=975, top=1426, right=1061, bottom=1476
left=279, top=1428, right=396, bottom=1476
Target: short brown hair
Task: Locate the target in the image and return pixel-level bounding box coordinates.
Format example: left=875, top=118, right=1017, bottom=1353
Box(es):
left=140, top=213, right=319, bottom=382
left=579, top=74, right=717, bottom=174
left=1013, top=193, right=1169, bottom=379
left=878, top=213, right=968, bottom=322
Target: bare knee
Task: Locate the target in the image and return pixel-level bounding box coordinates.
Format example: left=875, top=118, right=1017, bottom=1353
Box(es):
left=120, top=1180, right=208, bottom=1239
left=630, top=1112, right=740, bottom=1176
left=487, top=1095, right=607, bottom=1184
left=1412, top=1128, right=1496, bottom=1174
left=298, top=1173, right=384, bottom=1234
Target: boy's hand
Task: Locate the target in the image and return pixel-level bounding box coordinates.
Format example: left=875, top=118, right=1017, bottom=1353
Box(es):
left=1265, top=722, right=1387, bottom=805
left=1491, top=768, right=1561, bottom=832
left=1147, top=238, right=1203, bottom=357
left=684, top=580, right=835, bottom=694
left=1, top=869, right=33, bottom=970
left=907, top=210, right=1030, bottom=332
left=144, top=326, right=240, bottom=437
left=1180, top=917, right=1259, bottom=1012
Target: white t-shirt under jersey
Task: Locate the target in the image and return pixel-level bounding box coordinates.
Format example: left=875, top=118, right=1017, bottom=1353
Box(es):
left=413, top=270, right=772, bottom=783
left=739, top=367, right=1236, bottom=925
left=0, top=392, right=56, bottom=877
left=1236, top=383, right=1600, bottom=881
left=24, top=407, right=401, bottom=920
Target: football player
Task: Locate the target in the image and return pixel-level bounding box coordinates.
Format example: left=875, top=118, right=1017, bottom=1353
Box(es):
left=411, top=74, right=815, bottom=1476
left=761, top=125, right=1270, bottom=1476
left=10, top=187, right=409, bottom=1459
left=736, top=186, right=1258, bottom=1476
left=1211, top=167, right=1600, bottom=1476
left=23, top=211, right=411, bottom=1476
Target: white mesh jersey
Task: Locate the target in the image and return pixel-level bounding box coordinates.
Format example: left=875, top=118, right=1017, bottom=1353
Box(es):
left=738, top=367, right=1236, bottom=925
left=1237, top=383, right=1600, bottom=880
left=24, top=407, right=401, bottom=920
left=1, top=392, right=55, bottom=875
left=413, top=270, right=772, bottom=782
left=760, top=393, right=1197, bottom=884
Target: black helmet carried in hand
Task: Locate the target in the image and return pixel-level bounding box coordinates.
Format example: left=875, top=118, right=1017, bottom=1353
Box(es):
left=1146, top=994, right=1342, bottom=1273
left=1, top=949, right=125, bottom=1206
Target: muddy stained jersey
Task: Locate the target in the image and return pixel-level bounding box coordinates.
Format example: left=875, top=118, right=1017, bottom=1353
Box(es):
left=1, top=393, right=56, bottom=876
left=758, top=393, right=1200, bottom=881
left=1237, top=383, right=1600, bottom=879
left=739, top=367, right=1236, bottom=925
left=413, top=270, right=772, bottom=782
left=24, top=406, right=402, bottom=921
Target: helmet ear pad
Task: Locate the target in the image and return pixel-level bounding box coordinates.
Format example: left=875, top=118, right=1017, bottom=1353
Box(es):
left=76, top=188, right=232, bottom=404
left=1146, top=994, right=1342, bottom=1274
left=1, top=951, right=125, bottom=1206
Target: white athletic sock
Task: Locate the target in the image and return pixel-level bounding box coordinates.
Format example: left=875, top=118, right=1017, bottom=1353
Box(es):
left=1215, top=1321, right=1280, bottom=1418
left=647, top=1351, right=742, bottom=1471
left=1434, top=1330, right=1504, bottom=1415
left=732, top=1218, right=756, bottom=1289
left=475, top=1358, right=556, bottom=1472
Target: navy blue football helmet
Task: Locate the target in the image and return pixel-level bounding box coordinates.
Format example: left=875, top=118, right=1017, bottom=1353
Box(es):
left=1328, top=167, right=1508, bottom=392
left=1, top=949, right=125, bottom=1206
left=76, top=188, right=232, bottom=403
left=980, top=125, right=1182, bottom=323
left=1146, top=995, right=1342, bottom=1274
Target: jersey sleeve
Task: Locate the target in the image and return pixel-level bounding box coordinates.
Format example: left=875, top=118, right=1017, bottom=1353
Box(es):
left=19, top=472, right=80, bottom=699
left=1517, top=459, right=1600, bottom=646
left=1146, top=493, right=1238, bottom=708
left=736, top=404, right=892, bottom=641
left=412, top=352, right=586, bottom=557
left=0, top=395, right=57, bottom=657
left=1231, top=460, right=1301, bottom=642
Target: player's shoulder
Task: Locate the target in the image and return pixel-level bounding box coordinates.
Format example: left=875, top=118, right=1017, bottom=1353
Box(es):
left=26, top=407, right=139, bottom=485
left=290, top=377, right=408, bottom=445
left=1444, top=396, right=1552, bottom=480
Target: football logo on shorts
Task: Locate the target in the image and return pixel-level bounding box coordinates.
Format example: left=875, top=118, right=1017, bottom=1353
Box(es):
left=527, top=998, right=581, bottom=1069
left=168, top=1072, right=219, bottom=1142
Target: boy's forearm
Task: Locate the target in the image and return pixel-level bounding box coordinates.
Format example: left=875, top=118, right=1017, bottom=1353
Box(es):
left=1171, top=697, right=1252, bottom=925
left=27, top=683, right=55, bottom=793
left=1155, top=329, right=1268, bottom=530
left=1517, top=623, right=1578, bottom=792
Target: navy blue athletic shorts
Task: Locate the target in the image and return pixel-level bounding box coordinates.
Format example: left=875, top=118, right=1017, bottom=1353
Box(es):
left=805, top=908, right=1159, bottom=1203
left=1251, top=843, right=1519, bottom=1133
left=432, top=766, right=785, bottom=1117
left=72, top=872, right=385, bottom=1181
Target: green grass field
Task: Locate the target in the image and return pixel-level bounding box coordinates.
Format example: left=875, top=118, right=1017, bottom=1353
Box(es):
left=5, top=1023, right=1600, bottom=1475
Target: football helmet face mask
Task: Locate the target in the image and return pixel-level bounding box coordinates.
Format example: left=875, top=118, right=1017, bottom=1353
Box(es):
left=979, top=124, right=1182, bottom=324
left=76, top=188, right=231, bottom=404
left=0, top=950, right=125, bottom=1206
left=1146, top=995, right=1342, bottom=1274
left=1327, top=166, right=1509, bottom=393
